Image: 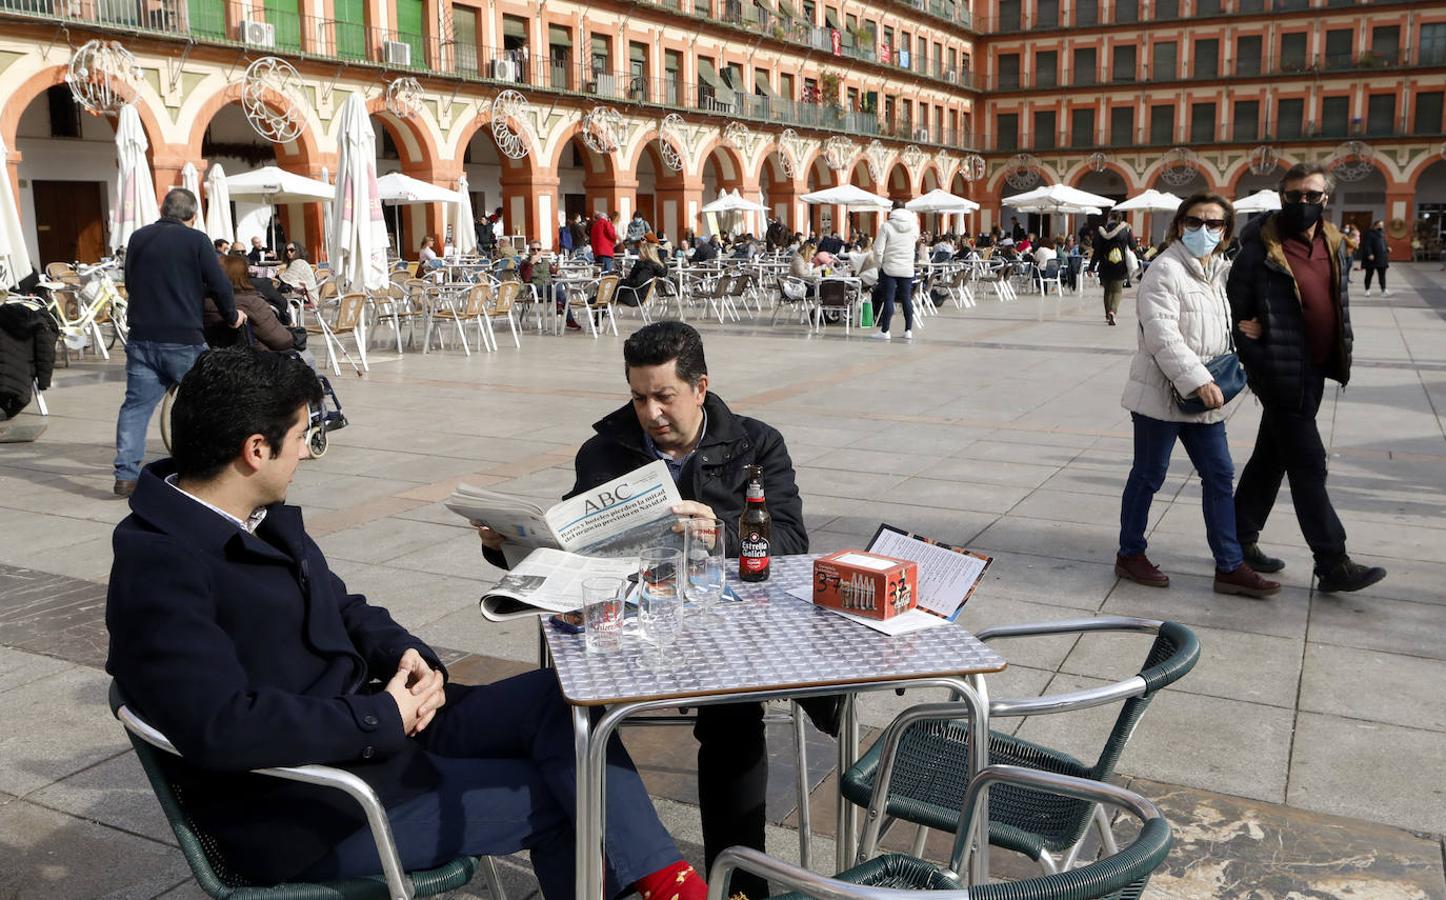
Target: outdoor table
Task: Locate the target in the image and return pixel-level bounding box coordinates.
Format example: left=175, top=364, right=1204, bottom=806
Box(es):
left=543, top=553, right=1007, bottom=899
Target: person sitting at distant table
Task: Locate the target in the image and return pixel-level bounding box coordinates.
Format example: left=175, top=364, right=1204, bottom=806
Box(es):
left=276, top=243, right=318, bottom=301
left=418, top=236, right=443, bottom=270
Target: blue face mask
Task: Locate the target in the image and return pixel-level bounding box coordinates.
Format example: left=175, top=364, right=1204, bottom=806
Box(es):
left=1181, top=225, right=1223, bottom=258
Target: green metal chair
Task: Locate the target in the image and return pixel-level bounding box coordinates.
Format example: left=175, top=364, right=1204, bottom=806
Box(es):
left=711, top=765, right=1173, bottom=900
left=839, top=618, right=1199, bottom=874
left=110, top=682, right=506, bottom=900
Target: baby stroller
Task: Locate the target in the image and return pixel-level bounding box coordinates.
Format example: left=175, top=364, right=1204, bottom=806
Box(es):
left=159, top=325, right=349, bottom=458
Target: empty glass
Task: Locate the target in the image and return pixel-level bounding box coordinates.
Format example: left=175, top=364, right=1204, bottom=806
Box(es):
left=581, top=576, right=624, bottom=654
left=682, top=517, right=727, bottom=619
left=638, top=546, right=684, bottom=671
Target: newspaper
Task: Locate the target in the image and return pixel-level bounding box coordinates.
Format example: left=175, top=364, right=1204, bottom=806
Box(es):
left=445, top=460, right=684, bottom=553
left=478, top=548, right=639, bottom=621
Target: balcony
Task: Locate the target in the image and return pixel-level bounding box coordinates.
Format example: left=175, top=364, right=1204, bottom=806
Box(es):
left=977, top=0, right=1379, bottom=34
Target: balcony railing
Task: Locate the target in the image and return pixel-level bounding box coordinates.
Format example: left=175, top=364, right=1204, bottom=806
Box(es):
left=978, top=0, right=1382, bottom=34
left=979, top=116, right=1435, bottom=153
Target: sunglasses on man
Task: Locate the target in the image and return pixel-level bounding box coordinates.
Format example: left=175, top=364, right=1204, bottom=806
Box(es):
left=1182, top=216, right=1227, bottom=231
left=1281, top=190, right=1327, bottom=204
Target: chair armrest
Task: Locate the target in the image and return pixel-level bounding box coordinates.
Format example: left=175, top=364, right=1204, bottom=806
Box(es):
left=976, top=615, right=1162, bottom=642
left=707, top=846, right=972, bottom=900
left=117, top=705, right=415, bottom=900
left=978, top=617, right=1198, bottom=696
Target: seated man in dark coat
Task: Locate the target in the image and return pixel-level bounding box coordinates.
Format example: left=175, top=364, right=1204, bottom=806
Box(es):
left=106, top=347, right=707, bottom=899
left=478, top=322, right=835, bottom=899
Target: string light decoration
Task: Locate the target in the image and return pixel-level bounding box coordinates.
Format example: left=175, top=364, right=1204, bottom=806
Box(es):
left=241, top=57, right=306, bottom=144
left=489, top=89, right=532, bottom=160
left=1159, top=147, right=1200, bottom=187
left=723, top=120, right=752, bottom=153
left=1088, top=151, right=1110, bottom=174
left=962, top=153, right=987, bottom=182
left=1248, top=145, right=1279, bottom=176
left=778, top=128, right=806, bottom=179
left=66, top=40, right=142, bottom=116
left=1003, top=153, right=1041, bottom=190
left=824, top=135, right=855, bottom=170
left=865, top=140, right=888, bottom=182
left=384, top=77, right=424, bottom=119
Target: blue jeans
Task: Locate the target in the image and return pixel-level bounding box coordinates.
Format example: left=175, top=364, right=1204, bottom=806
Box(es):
left=876, top=272, right=914, bottom=333
left=113, top=340, right=207, bottom=480
left=300, top=670, right=679, bottom=900
left=597, top=255, right=614, bottom=273
left=1119, top=412, right=1244, bottom=572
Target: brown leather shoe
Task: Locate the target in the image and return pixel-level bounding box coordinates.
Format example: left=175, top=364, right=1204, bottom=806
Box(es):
left=1115, top=553, right=1169, bottom=588
left=1213, top=563, right=1281, bottom=599
left=113, top=479, right=136, bottom=498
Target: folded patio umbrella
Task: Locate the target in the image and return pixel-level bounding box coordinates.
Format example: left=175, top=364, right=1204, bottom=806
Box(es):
left=330, top=92, right=388, bottom=293
left=452, top=173, right=478, bottom=255
left=203, top=163, right=234, bottom=244
left=0, top=135, right=34, bottom=286
left=180, top=162, right=206, bottom=232
left=110, top=104, right=159, bottom=252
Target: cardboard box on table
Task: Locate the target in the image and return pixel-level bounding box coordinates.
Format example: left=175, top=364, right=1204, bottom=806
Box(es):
left=812, top=550, right=919, bottom=620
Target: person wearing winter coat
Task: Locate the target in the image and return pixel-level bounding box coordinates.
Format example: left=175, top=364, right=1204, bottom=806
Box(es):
left=0, top=299, right=58, bottom=423
left=1115, top=194, right=1279, bottom=599
left=1359, top=220, right=1390, bottom=296
left=1091, top=213, right=1135, bottom=325
left=590, top=211, right=619, bottom=272
left=567, top=215, right=588, bottom=257
left=203, top=255, right=299, bottom=352
left=624, top=211, right=652, bottom=247
left=871, top=201, right=920, bottom=340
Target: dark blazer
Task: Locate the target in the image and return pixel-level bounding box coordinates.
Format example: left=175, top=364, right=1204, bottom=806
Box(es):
left=106, top=460, right=445, bottom=883
left=571, top=392, right=807, bottom=559
left=1228, top=214, right=1354, bottom=409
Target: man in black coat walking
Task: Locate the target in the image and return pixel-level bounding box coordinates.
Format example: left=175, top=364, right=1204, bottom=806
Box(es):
left=478, top=322, right=831, bottom=898
left=112, top=188, right=245, bottom=497
left=1227, top=162, right=1385, bottom=593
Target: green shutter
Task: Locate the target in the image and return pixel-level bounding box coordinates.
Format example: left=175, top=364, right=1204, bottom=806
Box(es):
left=334, top=0, right=366, bottom=60
left=396, top=0, right=427, bottom=69
left=263, top=0, right=301, bottom=51
left=186, top=0, right=227, bottom=39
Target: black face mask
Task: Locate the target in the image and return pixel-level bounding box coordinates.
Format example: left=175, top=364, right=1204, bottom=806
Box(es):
left=1278, top=201, right=1324, bottom=234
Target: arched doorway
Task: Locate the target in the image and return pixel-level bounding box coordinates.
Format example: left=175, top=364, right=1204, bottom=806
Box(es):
left=917, top=166, right=942, bottom=234
left=759, top=149, right=794, bottom=233
left=950, top=171, right=973, bottom=236
left=847, top=159, right=881, bottom=240
left=1330, top=165, right=1388, bottom=239
left=700, top=143, right=746, bottom=238
left=456, top=115, right=535, bottom=246
left=805, top=154, right=833, bottom=237
left=1412, top=159, right=1446, bottom=261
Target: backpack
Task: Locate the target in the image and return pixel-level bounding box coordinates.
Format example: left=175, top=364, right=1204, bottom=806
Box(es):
left=1107, top=246, right=1123, bottom=264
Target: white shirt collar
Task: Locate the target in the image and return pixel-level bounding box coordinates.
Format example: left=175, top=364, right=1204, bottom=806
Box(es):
left=165, top=474, right=268, bottom=534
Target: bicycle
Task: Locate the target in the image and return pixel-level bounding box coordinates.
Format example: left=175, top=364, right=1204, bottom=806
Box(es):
left=39, top=260, right=129, bottom=359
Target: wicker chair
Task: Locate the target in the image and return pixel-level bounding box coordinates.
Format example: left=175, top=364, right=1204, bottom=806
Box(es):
left=110, top=682, right=505, bottom=900
left=840, top=618, right=1198, bottom=874
left=712, top=766, right=1173, bottom=900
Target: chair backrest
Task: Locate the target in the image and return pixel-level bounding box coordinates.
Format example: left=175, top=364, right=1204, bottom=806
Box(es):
left=334, top=293, right=367, bottom=330
left=464, top=282, right=493, bottom=316
left=594, top=274, right=620, bottom=307
left=46, top=262, right=77, bottom=281
left=492, top=280, right=521, bottom=313
left=316, top=279, right=339, bottom=303
left=1042, top=258, right=1060, bottom=278
left=817, top=280, right=851, bottom=309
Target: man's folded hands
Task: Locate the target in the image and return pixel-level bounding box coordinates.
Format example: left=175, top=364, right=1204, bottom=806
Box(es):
left=385, top=648, right=447, bottom=736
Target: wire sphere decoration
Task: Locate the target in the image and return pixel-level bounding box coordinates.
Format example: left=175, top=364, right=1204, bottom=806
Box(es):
left=865, top=139, right=888, bottom=183
left=1158, top=147, right=1200, bottom=187
left=241, top=57, right=306, bottom=144
left=384, top=77, right=424, bottom=119
left=66, top=40, right=142, bottom=116
left=581, top=106, right=623, bottom=155
left=1003, top=153, right=1041, bottom=191
left=777, top=127, right=805, bottom=180
left=489, top=89, right=532, bottom=160
left=934, top=148, right=953, bottom=177
left=902, top=144, right=927, bottom=176
left=1248, top=145, right=1279, bottom=177
left=722, top=120, right=752, bottom=152
left=658, top=114, right=686, bottom=172
left=824, top=135, right=855, bottom=171
left=962, top=153, right=987, bottom=183
left=1088, top=151, right=1110, bottom=174
left=1328, top=141, right=1376, bottom=183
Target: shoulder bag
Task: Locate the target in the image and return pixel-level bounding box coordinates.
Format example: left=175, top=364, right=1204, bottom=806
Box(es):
left=1171, top=310, right=1246, bottom=415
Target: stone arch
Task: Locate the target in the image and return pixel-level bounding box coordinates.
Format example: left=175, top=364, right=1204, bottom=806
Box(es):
left=1406, top=152, right=1446, bottom=191
left=1139, top=157, right=1224, bottom=193
left=756, top=143, right=798, bottom=230
left=364, top=96, right=442, bottom=171
left=885, top=161, right=912, bottom=201
left=695, top=138, right=747, bottom=188
left=448, top=108, right=539, bottom=243
left=985, top=159, right=1062, bottom=195
left=182, top=80, right=321, bottom=168
left=1064, top=160, right=1139, bottom=195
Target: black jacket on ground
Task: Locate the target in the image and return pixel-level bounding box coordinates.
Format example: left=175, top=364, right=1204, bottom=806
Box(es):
left=570, top=393, right=807, bottom=558
left=123, top=218, right=238, bottom=344
left=0, top=301, right=58, bottom=418
left=1228, top=214, right=1354, bottom=410
left=1359, top=226, right=1390, bottom=269
left=106, top=460, right=445, bottom=884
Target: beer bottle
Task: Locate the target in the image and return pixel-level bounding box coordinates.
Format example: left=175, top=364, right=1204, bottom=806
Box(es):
left=739, top=464, right=772, bottom=582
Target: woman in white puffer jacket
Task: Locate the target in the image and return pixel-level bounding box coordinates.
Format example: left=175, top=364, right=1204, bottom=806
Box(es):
left=1115, top=193, right=1280, bottom=599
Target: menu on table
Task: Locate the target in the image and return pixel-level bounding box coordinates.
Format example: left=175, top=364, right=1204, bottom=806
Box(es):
left=866, top=524, right=993, bottom=622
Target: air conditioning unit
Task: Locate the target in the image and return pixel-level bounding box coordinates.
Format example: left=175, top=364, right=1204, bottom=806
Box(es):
left=240, top=19, right=276, bottom=49
left=914, top=127, right=930, bottom=141
left=383, top=40, right=412, bottom=67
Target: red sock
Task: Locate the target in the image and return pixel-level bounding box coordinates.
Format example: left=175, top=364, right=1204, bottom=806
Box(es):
left=634, top=860, right=707, bottom=900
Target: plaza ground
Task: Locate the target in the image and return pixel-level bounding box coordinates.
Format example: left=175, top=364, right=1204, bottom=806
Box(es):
left=1, top=267, right=1444, bottom=898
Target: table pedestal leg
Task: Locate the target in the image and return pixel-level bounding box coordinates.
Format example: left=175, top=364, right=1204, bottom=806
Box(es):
left=834, top=694, right=859, bottom=871
left=573, top=706, right=605, bottom=900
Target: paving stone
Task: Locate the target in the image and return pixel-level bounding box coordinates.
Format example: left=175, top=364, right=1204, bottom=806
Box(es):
left=1288, top=711, right=1446, bottom=836
left=27, top=750, right=176, bottom=845
left=0, top=666, right=129, bottom=797
left=1299, top=643, right=1446, bottom=732
left=1309, top=592, right=1446, bottom=662
left=0, top=646, right=75, bottom=695
left=1100, top=572, right=1312, bottom=641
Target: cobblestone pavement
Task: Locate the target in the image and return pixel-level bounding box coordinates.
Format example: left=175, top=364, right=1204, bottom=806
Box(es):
left=1, top=265, right=1443, bottom=898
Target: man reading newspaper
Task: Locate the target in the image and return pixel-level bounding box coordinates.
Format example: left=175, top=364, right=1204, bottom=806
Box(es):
left=477, top=322, right=837, bottom=899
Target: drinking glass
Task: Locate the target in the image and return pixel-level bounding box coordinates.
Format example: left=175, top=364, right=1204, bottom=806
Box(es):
left=581, top=576, right=624, bottom=654
left=638, top=546, right=684, bottom=671
left=682, top=517, right=727, bottom=619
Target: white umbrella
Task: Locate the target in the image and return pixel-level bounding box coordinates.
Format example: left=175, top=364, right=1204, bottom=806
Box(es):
left=1112, top=189, right=1182, bottom=213
left=320, top=166, right=333, bottom=263
left=1002, top=183, right=1116, bottom=213
left=331, top=92, right=388, bottom=293
left=1233, top=189, right=1282, bottom=213
left=800, top=184, right=892, bottom=210
left=376, top=172, right=463, bottom=204
left=0, top=135, right=34, bottom=286
left=110, top=104, right=158, bottom=252
left=702, top=189, right=768, bottom=214
left=906, top=188, right=980, bottom=213
left=1011, top=201, right=1103, bottom=216
left=452, top=173, right=477, bottom=256
left=179, top=162, right=205, bottom=232
left=227, top=165, right=336, bottom=203
left=203, top=163, right=234, bottom=244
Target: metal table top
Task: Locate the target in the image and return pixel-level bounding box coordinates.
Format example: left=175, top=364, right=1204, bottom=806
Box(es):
left=544, top=554, right=1007, bottom=706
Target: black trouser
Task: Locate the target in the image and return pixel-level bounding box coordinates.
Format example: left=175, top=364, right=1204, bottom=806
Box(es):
left=1364, top=266, right=1387, bottom=290
left=1234, top=368, right=1348, bottom=567
left=695, top=697, right=838, bottom=899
